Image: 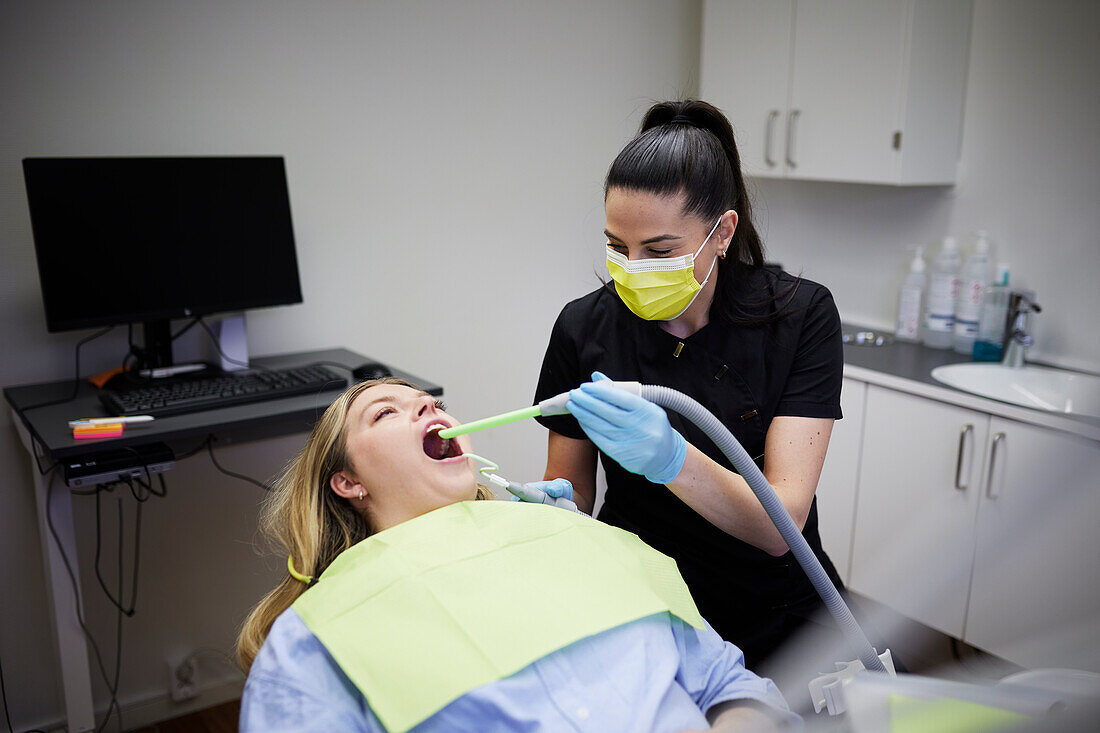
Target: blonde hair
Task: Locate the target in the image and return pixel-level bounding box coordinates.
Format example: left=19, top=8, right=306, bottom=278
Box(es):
left=236, top=377, right=492, bottom=671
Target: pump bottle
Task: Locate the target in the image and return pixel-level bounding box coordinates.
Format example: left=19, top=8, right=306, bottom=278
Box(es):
left=953, top=231, right=994, bottom=354
left=922, top=236, right=962, bottom=349
left=895, top=247, right=926, bottom=342
left=973, top=264, right=1012, bottom=361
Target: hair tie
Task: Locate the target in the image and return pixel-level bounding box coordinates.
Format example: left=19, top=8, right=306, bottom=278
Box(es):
left=669, top=114, right=694, bottom=126
left=287, top=555, right=317, bottom=587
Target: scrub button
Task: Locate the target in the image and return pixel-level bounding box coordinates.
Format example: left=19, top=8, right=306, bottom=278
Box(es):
left=576, top=707, right=589, bottom=720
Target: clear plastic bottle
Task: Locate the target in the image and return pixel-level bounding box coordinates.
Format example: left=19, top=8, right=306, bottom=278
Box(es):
left=895, top=247, right=926, bottom=342
left=973, top=264, right=1011, bottom=361
left=921, top=236, right=961, bottom=349
left=952, top=231, right=994, bottom=354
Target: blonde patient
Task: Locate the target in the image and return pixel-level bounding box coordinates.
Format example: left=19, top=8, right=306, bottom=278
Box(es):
left=238, top=378, right=797, bottom=732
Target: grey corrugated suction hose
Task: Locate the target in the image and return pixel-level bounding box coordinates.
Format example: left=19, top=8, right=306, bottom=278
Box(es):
left=539, top=382, right=887, bottom=674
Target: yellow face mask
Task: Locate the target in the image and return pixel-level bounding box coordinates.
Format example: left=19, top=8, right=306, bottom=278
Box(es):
left=606, top=217, right=722, bottom=321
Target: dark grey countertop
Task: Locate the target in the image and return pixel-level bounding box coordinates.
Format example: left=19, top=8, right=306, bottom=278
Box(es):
left=841, top=325, right=974, bottom=388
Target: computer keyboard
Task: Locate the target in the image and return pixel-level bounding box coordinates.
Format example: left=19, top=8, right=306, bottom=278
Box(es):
left=99, top=365, right=349, bottom=418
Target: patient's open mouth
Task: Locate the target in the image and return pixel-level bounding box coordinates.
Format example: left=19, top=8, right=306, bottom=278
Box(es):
left=423, top=424, right=462, bottom=461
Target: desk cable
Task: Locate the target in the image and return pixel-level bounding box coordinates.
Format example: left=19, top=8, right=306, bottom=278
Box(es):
left=42, top=472, right=129, bottom=733
left=18, top=326, right=115, bottom=414
left=22, top=449, right=167, bottom=732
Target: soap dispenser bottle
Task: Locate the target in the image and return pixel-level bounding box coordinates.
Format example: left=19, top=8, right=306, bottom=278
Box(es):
left=895, top=247, right=926, bottom=342
left=973, top=263, right=1012, bottom=361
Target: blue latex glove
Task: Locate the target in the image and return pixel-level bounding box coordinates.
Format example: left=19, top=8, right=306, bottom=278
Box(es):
left=566, top=371, right=687, bottom=485
left=508, top=478, right=577, bottom=511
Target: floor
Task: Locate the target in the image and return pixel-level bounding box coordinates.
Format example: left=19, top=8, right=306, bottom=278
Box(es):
left=848, top=592, right=1022, bottom=683
left=127, top=700, right=239, bottom=733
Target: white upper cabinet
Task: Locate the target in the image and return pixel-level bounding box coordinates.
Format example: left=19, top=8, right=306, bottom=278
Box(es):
left=701, top=0, right=972, bottom=185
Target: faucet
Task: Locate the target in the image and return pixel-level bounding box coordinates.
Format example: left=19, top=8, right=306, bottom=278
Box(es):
left=1002, top=292, right=1041, bottom=368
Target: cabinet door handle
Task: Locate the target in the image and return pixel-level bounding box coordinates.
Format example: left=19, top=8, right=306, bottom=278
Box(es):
left=785, top=109, right=800, bottom=168
left=764, top=110, right=780, bottom=168
left=986, top=432, right=1006, bottom=499
left=954, top=423, right=973, bottom=489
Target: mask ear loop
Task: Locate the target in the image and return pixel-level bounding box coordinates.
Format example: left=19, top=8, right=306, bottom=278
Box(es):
left=668, top=217, right=725, bottom=320
left=687, top=216, right=724, bottom=289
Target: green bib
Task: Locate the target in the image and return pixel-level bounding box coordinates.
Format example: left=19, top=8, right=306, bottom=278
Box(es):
left=292, top=500, right=703, bottom=732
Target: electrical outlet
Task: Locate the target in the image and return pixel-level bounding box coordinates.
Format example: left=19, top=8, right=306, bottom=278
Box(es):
left=167, top=654, right=198, bottom=702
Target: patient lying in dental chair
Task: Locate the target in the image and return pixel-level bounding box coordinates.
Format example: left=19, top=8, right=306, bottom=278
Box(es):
left=237, top=379, right=798, bottom=732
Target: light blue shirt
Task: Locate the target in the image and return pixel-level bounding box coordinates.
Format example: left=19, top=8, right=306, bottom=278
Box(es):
left=241, top=608, right=799, bottom=732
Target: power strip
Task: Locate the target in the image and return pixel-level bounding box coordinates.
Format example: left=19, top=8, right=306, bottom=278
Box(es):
left=62, top=442, right=175, bottom=488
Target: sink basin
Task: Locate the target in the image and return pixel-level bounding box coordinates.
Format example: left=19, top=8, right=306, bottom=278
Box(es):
left=931, top=363, right=1100, bottom=417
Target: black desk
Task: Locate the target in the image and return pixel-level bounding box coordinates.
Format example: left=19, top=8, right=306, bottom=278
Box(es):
left=4, top=347, right=442, bottom=732
left=6, top=347, right=443, bottom=460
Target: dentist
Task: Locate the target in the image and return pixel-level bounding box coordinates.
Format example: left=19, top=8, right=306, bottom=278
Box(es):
left=534, top=100, right=848, bottom=675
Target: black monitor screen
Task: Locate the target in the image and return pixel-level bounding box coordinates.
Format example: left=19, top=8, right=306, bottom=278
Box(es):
left=22, top=156, right=303, bottom=332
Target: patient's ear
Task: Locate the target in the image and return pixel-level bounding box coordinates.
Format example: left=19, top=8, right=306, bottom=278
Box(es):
left=330, top=471, right=365, bottom=500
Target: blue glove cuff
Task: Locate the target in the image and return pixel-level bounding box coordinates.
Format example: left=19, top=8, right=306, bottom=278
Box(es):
left=644, top=431, right=687, bottom=485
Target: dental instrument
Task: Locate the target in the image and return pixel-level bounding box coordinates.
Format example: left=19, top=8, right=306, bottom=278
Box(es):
left=464, top=453, right=579, bottom=511
left=435, top=405, right=541, bottom=439
left=438, top=381, right=889, bottom=675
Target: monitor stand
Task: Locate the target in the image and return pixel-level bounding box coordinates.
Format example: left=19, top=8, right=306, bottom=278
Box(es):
left=141, top=320, right=174, bottom=369
left=134, top=319, right=211, bottom=376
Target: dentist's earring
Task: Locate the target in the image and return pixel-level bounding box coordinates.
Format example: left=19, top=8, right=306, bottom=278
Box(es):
left=358, top=490, right=365, bottom=501
left=718, top=250, right=727, bottom=259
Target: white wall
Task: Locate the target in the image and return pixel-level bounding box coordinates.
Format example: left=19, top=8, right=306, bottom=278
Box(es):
left=758, top=0, right=1100, bottom=373
left=0, top=1, right=701, bottom=728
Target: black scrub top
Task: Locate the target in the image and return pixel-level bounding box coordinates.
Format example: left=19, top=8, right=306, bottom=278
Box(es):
left=534, top=267, right=846, bottom=668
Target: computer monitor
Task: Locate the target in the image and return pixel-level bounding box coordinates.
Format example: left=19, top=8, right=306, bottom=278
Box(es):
left=22, top=156, right=303, bottom=368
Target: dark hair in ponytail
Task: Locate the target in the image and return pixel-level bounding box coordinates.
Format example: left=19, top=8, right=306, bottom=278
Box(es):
left=605, top=100, right=798, bottom=325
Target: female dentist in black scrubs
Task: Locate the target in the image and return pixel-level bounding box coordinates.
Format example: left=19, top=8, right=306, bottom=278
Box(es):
left=534, top=100, right=848, bottom=676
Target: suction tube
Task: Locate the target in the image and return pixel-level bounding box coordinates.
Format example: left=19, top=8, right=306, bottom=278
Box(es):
left=542, top=382, right=888, bottom=674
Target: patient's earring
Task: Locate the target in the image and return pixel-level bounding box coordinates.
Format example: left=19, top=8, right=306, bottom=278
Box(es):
left=358, top=490, right=365, bottom=501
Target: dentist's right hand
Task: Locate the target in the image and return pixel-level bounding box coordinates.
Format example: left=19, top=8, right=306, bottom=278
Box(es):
left=566, top=371, right=687, bottom=485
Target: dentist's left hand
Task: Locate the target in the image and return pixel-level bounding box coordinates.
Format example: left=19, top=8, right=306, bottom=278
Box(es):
left=509, top=478, right=578, bottom=511
left=566, top=371, right=687, bottom=485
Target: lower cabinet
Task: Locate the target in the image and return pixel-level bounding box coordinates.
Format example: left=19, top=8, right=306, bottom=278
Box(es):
left=842, top=382, right=1100, bottom=671
left=849, top=385, right=987, bottom=638
left=965, top=418, right=1100, bottom=672
left=815, top=377, right=866, bottom=584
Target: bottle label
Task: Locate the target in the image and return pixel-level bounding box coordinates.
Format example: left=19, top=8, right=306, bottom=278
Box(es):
left=925, top=272, right=959, bottom=332
left=962, top=278, right=983, bottom=307
left=925, top=312, right=954, bottom=332
left=954, top=318, right=979, bottom=338
left=896, top=288, right=921, bottom=339
left=954, top=279, right=985, bottom=339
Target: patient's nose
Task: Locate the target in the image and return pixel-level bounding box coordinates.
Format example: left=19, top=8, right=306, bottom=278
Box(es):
left=416, top=396, right=437, bottom=418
